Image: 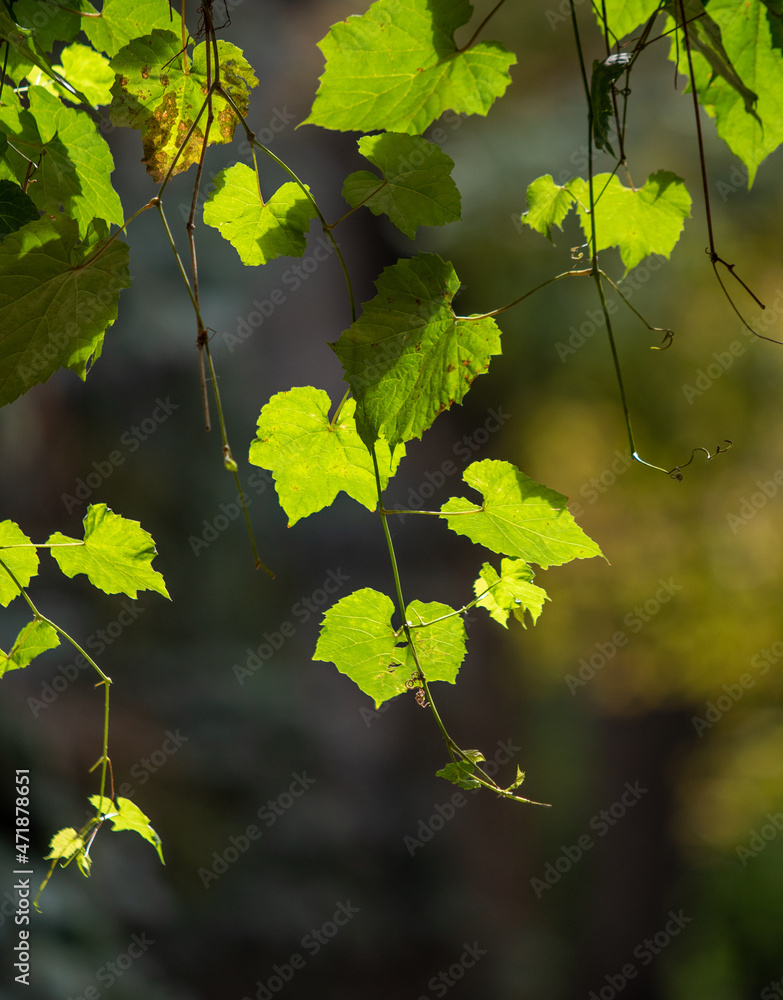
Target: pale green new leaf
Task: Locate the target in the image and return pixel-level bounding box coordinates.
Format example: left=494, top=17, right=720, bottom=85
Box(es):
left=474, top=558, right=549, bottom=628
left=110, top=31, right=258, bottom=181
left=667, top=0, right=783, bottom=184
left=571, top=171, right=691, bottom=273
left=522, top=174, right=580, bottom=243
left=342, top=133, right=461, bottom=239
left=0, top=216, right=130, bottom=406
left=598, top=0, right=663, bottom=40
left=441, top=460, right=603, bottom=568
left=89, top=795, right=165, bottom=864
left=249, top=387, right=404, bottom=526
left=82, top=0, right=175, bottom=58
left=45, top=827, right=85, bottom=864
left=0, top=180, right=38, bottom=239
left=0, top=620, right=60, bottom=676
left=0, top=521, right=38, bottom=606
left=47, top=503, right=169, bottom=599
left=402, top=600, right=466, bottom=682
left=304, top=0, right=516, bottom=134
left=314, top=588, right=407, bottom=707
left=203, top=166, right=316, bottom=265
left=332, top=253, right=502, bottom=450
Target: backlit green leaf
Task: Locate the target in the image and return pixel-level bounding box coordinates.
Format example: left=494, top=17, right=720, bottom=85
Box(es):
left=110, top=31, right=257, bottom=181
left=314, top=588, right=406, bottom=707
left=53, top=43, right=116, bottom=107
left=12, top=0, right=82, bottom=52
left=82, top=0, right=175, bottom=58
left=474, top=558, right=549, bottom=628
left=203, top=166, right=316, bottom=265
left=522, top=174, right=580, bottom=243
left=89, top=795, right=165, bottom=864
left=402, top=600, right=466, bottom=682
left=571, top=170, right=691, bottom=273
left=47, top=503, right=169, bottom=599
left=0, top=620, right=60, bottom=676
left=342, top=133, right=461, bottom=238
left=304, top=0, right=516, bottom=134
left=599, top=0, right=663, bottom=40
left=436, top=760, right=481, bottom=790
left=0, top=216, right=129, bottom=406
left=0, top=521, right=38, bottom=606
left=666, top=0, right=783, bottom=184
left=441, top=460, right=603, bottom=568
left=249, top=387, right=404, bottom=526
left=332, top=253, right=502, bottom=450
left=45, top=827, right=84, bottom=864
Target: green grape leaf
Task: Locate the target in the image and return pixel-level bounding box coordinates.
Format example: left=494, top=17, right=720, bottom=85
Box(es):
left=332, top=253, right=502, bottom=450
left=436, top=761, right=481, bottom=790
left=12, top=0, right=82, bottom=52
left=666, top=0, right=783, bottom=184
left=441, top=460, right=603, bottom=568
left=45, top=827, right=85, bottom=864
left=0, top=521, right=39, bottom=606
left=0, top=8, right=92, bottom=106
left=590, top=53, right=631, bottom=155
left=522, top=174, right=580, bottom=243
left=47, top=503, right=169, bottom=599
left=402, top=600, right=466, bottom=683
left=571, top=171, right=691, bottom=273
left=248, top=387, right=404, bottom=526
left=303, top=0, right=516, bottom=135
left=110, top=31, right=258, bottom=181
left=314, top=588, right=407, bottom=707
left=89, top=795, right=165, bottom=864
left=52, top=43, right=116, bottom=107
left=0, top=215, right=130, bottom=407
left=342, top=133, right=461, bottom=239
left=203, top=166, right=316, bottom=265
left=599, top=0, right=663, bottom=40
left=474, top=558, right=549, bottom=629
left=26, top=86, right=124, bottom=235
left=82, top=0, right=175, bottom=58
left=0, top=620, right=60, bottom=676
left=0, top=179, right=38, bottom=239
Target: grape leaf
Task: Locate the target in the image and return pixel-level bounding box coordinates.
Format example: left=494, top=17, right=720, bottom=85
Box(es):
left=0, top=620, right=60, bottom=676
left=203, top=166, right=316, bottom=266
left=248, top=387, right=404, bottom=526
left=0, top=521, right=39, bottom=606
left=599, top=0, right=663, bottom=40
left=303, top=0, right=516, bottom=135
left=571, top=171, right=691, bottom=273
left=82, top=0, right=175, bottom=58
left=47, top=503, right=169, bottom=599
left=12, top=0, right=82, bottom=52
left=436, top=761, right=481, bottom=790
left=45, top=827, right=84, bottom=863
left=401, top=600, right=466, bottom=682
left=441, top=460, right=604, bottom=568
left=314, top=589, right=465, bottom=706
left=0, top=216, right=130, bottom=407
left=89, top=795, right=165, bottom=864
left=110, top=31, right=258, bottom=181
left=0, top=180, right=38, bottom=239
left=314, top=588, right=406, bottom=707
left=332, top=253, right=502, bottom=450
left=342, top=133, right=461, bottom=239
left=0, top=8, right=92, bottom=106
left=27, top=86, right=124, bottom=235
left=590, top=53, right=631, bottom=155
left=473, top=558, right=549, bottom=628
left=52, top=43, right=116, bottom=107
left=666, top=0, right=783, bottom=184
left=522, top=174, right=581, bottom=243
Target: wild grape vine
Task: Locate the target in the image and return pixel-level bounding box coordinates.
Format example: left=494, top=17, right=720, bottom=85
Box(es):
left=1, top=0, right=781, bottom=898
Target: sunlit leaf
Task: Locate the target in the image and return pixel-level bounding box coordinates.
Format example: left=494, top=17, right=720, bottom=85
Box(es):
left=0, top=522, right=39, bottom=607
left=0, top=620, right=60, bottom=676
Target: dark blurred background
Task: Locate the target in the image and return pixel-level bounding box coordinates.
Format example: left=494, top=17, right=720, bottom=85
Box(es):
left=1, top=1, right=783, bottom=998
